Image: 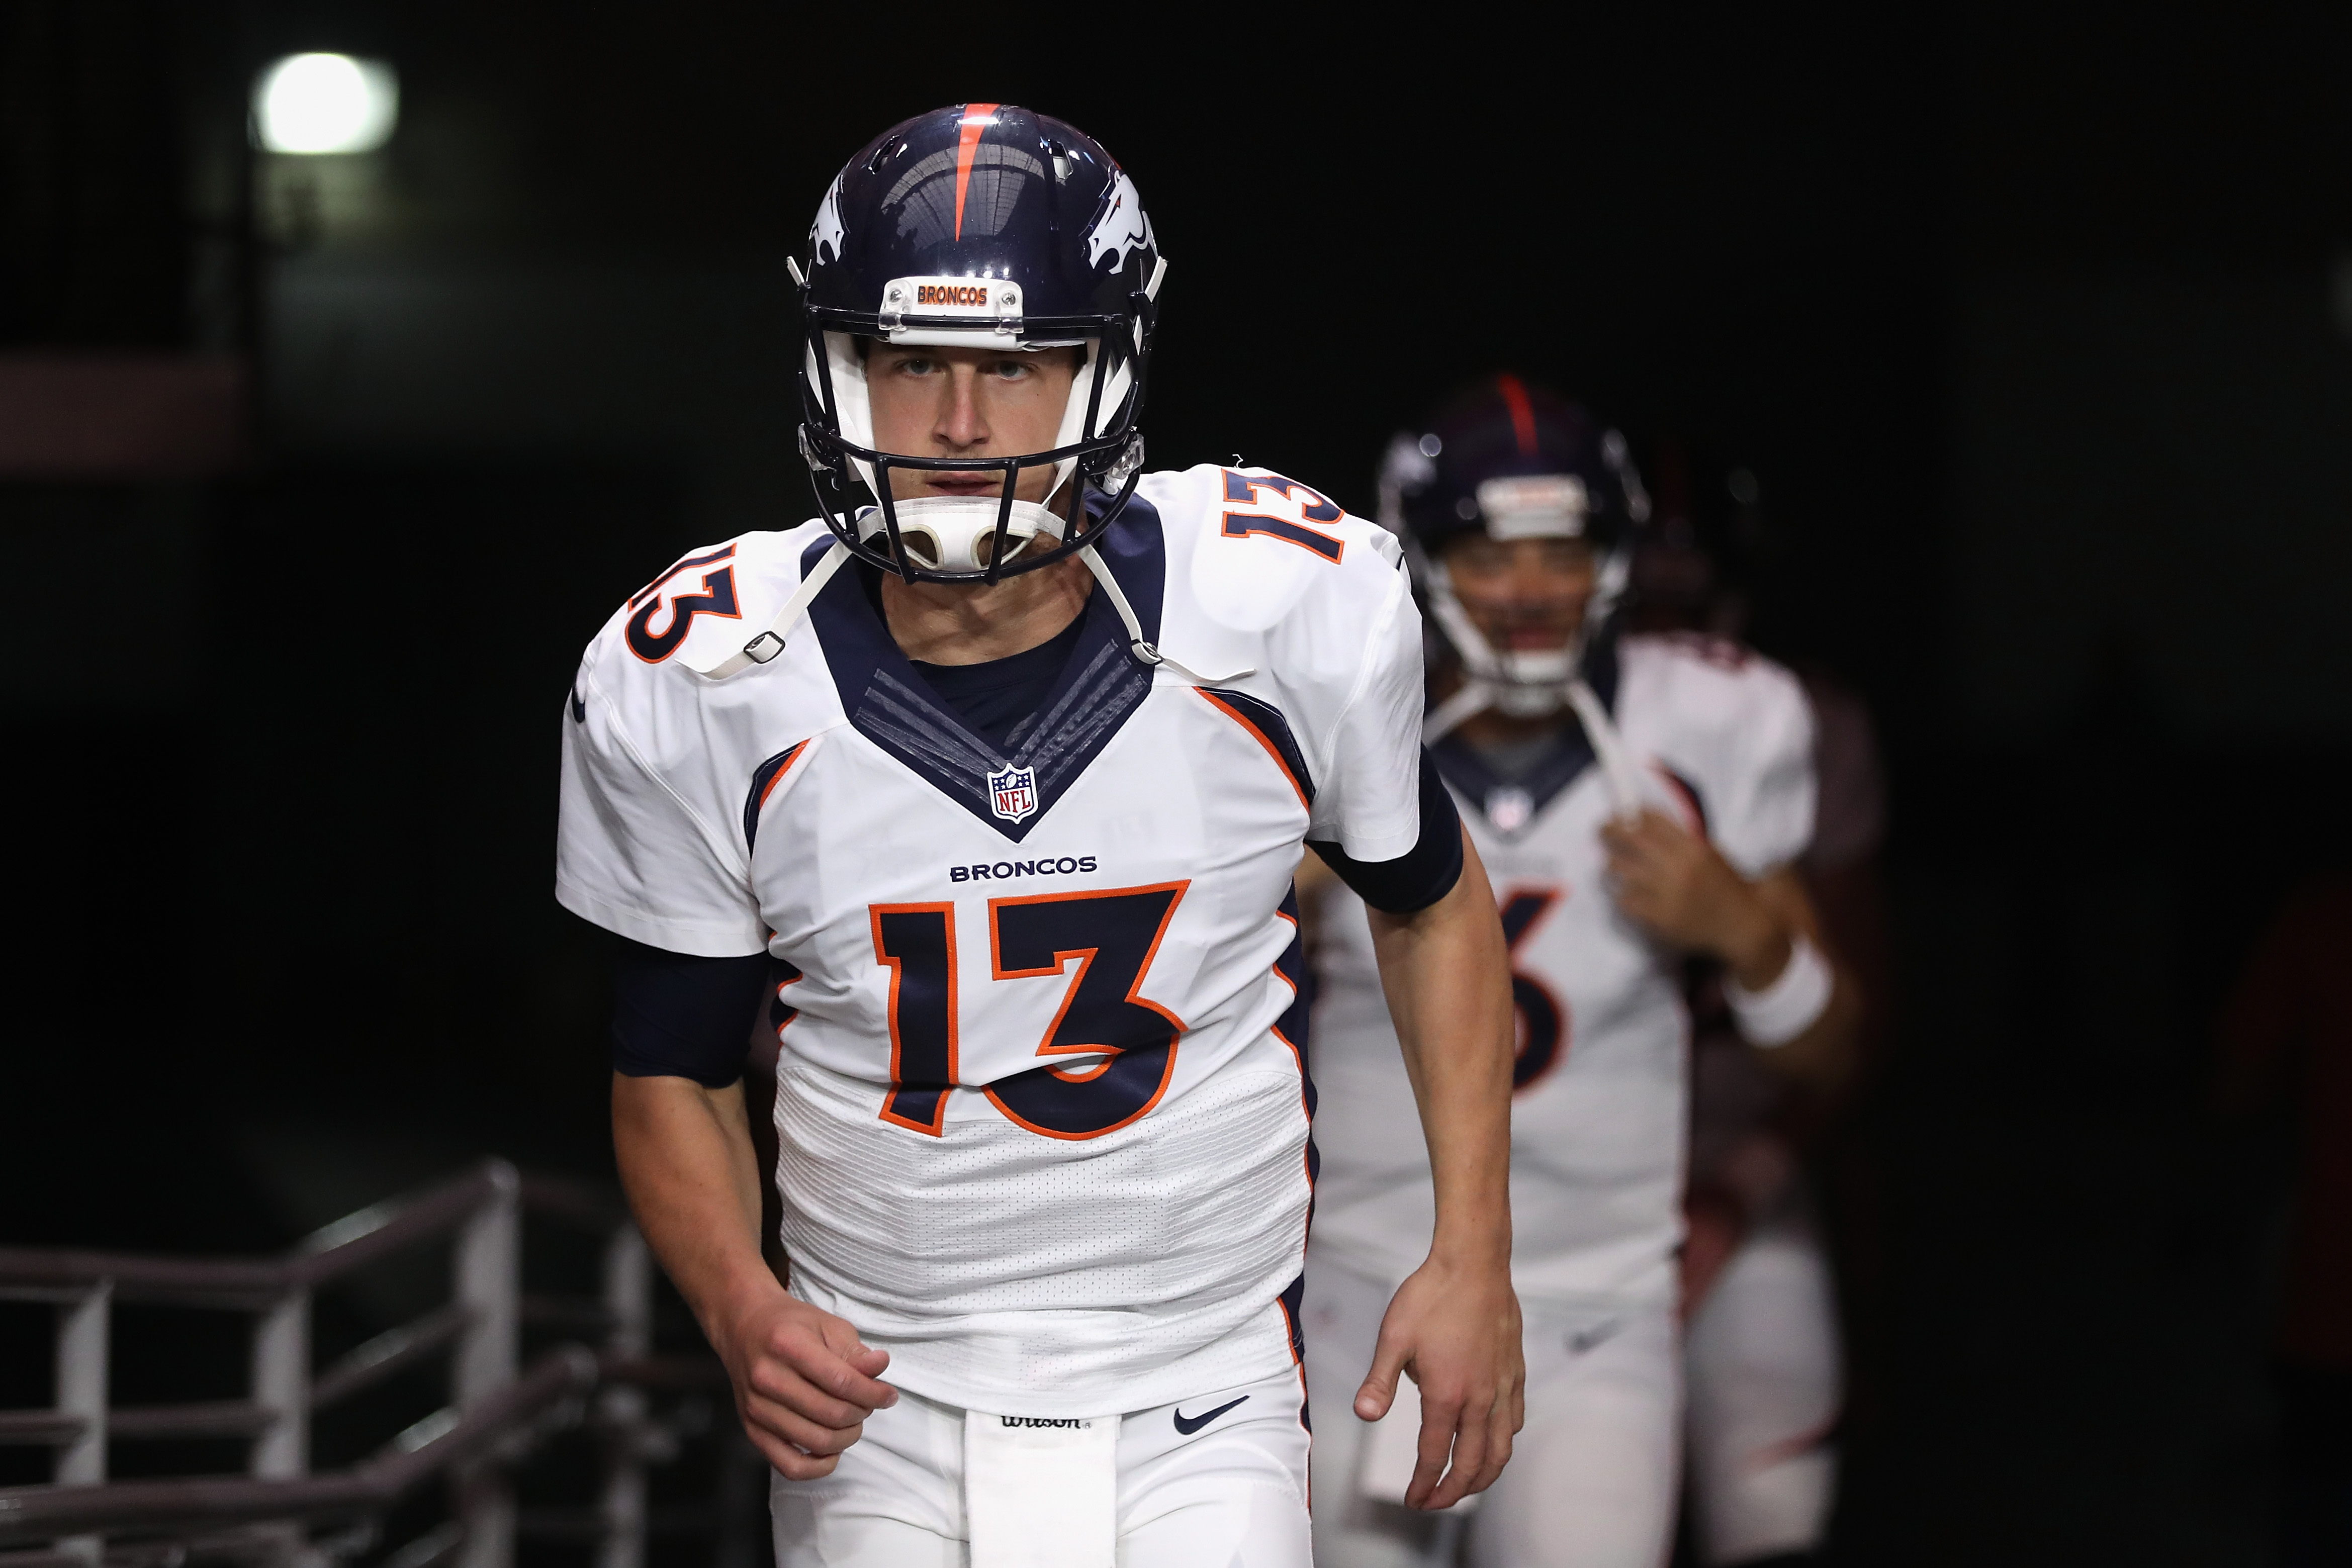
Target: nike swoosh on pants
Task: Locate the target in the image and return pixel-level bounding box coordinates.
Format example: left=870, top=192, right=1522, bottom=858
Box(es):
left=1172, top=1395, right=1249, bottom=1435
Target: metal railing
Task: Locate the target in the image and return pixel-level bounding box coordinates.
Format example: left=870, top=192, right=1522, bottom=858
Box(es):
left=0, top=1162, right=743, bottom=1568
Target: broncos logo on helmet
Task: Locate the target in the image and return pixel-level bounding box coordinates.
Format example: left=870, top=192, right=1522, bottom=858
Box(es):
left=811, top=175, right=847, bottom=267
left=1085, top=167, right=1155, bottom=273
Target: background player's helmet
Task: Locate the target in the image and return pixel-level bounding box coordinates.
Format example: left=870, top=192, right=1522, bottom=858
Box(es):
left=793, top=103, right=1166, bottom=584
left=1377, top=375, right=1651, bottom=724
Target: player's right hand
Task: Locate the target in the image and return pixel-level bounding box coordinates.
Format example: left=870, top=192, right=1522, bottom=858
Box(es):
left=1356, top=1254, right=1525, bottom=1511
left=712, top=1286, right=898, bottom=1480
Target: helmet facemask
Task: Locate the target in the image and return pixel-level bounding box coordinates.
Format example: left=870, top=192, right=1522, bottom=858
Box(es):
left=1420, top=533, right=1633, bottom=727
left=796, top=285, right=1156, bottom=586
left=1383, top=421, right=1650, bottom=740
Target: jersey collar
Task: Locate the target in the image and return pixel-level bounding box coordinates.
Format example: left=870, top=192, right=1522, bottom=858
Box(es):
left=802, top=492, right=1167, bottom=843
left=1429, top=630, right=1621, bottom=838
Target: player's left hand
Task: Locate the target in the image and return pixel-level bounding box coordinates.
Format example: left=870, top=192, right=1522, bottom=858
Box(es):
left=1355, top=1253, right=1525, bottom=1511
left=1600, top=809, right=1785, bottom=984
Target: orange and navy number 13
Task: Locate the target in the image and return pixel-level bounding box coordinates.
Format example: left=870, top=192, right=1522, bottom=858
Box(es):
left=1219, top=470, right=1346, bottom=563
left=626, top=545, right=741, bottom=664
left=871, top=883, right=1189, bottom=1142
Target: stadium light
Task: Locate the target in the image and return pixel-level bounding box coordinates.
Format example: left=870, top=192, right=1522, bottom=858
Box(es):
left=253, top=54, right=398, bottom=154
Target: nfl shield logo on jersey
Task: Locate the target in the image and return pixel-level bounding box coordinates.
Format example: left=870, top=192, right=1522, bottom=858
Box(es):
left=988, top=764, right=1039, bottom=823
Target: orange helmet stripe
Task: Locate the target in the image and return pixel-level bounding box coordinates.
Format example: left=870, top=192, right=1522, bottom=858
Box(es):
left=953, top=103, right=1001, bottom=240
left=1495, top=374, right=1539, bottom=457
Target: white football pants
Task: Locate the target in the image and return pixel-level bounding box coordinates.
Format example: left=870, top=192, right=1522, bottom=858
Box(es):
left=1302, top=1254, right=1680, bottom=1568
left=770, top=1364, right=1311, bottom=1567
left=1682, top=1211, right=1841, bottom=1565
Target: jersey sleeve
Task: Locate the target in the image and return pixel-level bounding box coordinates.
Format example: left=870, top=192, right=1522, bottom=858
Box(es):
left=1302, top=553, right=1426, bottom=862
left=557, top=662, right=768, bottom=958
left=1705, top=661, right=1817, bottom=878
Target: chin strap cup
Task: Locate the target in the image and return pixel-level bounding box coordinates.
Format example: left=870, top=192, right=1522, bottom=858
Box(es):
left=862, top=495, right=1066, bottom=576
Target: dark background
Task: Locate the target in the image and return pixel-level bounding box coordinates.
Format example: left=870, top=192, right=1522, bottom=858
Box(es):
left=6, top=4, right=2349, bottom=1562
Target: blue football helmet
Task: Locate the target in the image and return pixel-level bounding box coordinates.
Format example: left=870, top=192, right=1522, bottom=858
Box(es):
left=792, top=103, right=1166, bottom=584
left=1377, top=376, right=1651, bottom=731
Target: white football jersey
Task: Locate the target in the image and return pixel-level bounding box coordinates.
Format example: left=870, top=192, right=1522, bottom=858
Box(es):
left=558, top=466, right=1422, bottom=1417
left=1309, top=633, right=1816, bottom=1309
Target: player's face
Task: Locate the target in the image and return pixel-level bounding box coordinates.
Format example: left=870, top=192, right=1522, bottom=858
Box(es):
left=865, top=344, right=1084, bottom=507
left=1442, top=534, right=1597, bottom=651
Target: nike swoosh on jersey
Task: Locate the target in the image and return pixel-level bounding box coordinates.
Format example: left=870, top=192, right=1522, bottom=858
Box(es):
left=1171, top=1395, right=1248, bottom=1435
left=570, top=690, right=586, bottom=723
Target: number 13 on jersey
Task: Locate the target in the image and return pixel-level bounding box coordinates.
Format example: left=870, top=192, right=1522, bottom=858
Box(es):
left=870, top=882, right=1191, bottom=1142
left=1219, top=470, right=1346, bottom=563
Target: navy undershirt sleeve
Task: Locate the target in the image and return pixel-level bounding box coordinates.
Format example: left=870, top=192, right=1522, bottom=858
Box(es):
left=610, top=937, right=770, bottom=1087
left=1308, top=749, right=1466, bottom=914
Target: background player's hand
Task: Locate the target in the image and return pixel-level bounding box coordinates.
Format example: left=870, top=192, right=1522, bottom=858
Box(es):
left=1355, top=1254, right=1526, bottom=1510
left=711, top=1284, right=897, bottom=1481
left=1600, top=809, right=1787, bottom=986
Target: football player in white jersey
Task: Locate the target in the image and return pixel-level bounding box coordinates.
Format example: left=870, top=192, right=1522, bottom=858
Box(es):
left=1299, top=379, right=1862, bottom=1568
left=555, top=105, right=1524, bottom=1567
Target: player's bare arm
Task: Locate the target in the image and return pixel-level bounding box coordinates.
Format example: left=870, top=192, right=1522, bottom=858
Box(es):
left=611, top=1072, right=896, bottom=1480
left=1354, top=827, right=1525, bottom=1510
left=1597, top=812, right=1861, bottom=1087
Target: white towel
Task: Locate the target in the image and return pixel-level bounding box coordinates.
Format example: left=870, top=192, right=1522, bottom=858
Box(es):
left=964, top=1412, right=1120, bottom=1567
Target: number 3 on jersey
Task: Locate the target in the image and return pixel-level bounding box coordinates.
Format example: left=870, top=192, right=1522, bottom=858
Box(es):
left=1501, top=886, right=1570, bottom=1090
left=625, top=545, right=741, bottom=664
left=871, top=882, right=1190, bottom=1141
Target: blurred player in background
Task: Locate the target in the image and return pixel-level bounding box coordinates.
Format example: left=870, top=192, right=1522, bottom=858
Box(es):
left=1634, top=451, right=1894, bottom=1568
left=562, top=105, right=1523, bottom=1567
left=1299, top=380, right=1862, bottom=1568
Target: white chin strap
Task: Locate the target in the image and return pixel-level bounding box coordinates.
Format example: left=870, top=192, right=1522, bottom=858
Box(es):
left=860, top=495, right=1065, bottom=575
left=687, top=530, right=1254, bottom=688
left=1562, top=676, right=1649, bottom=819
left=1076, top=544, right=1253, bottom=686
